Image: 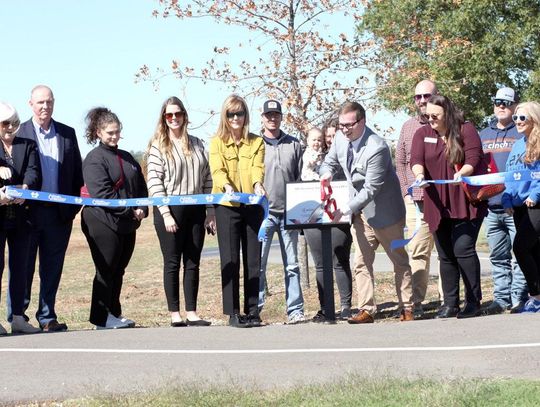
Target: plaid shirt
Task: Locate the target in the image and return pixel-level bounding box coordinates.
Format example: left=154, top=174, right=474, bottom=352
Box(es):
left=396, top=116, right=427, bottom=200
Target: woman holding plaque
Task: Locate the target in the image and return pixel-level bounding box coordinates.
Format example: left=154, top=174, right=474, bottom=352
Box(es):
left=146, top=96, right=214, bottom=327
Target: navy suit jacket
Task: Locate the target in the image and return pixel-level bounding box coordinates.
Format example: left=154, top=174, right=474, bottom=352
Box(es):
left=0, top=137, right=41, bottom=227
left=18, top=119, right=83, bottom=222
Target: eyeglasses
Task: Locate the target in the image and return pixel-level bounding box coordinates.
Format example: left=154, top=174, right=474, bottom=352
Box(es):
left=427, top=113, right=442, bottom=120
left=337, top=119, right=361, bottom=130
left=226, top=111, right=246, bottom=119
left=414, top=93, right=432, bottom=102
left=512, top=114, right=529, bottom=122
left=493, top=99, right=514, bottom=108
left=1, top=120, right=19, bottom=127
left=164, top=112, right=184, bottom=121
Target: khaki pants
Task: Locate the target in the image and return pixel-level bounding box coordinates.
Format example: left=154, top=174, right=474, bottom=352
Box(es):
left=351, top=214, right=413, bottom=315
left=405, top=201, right=435, bottom=305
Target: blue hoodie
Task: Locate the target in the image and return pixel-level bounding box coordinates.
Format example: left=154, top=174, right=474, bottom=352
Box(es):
left=501, top=136, right=540, bottom=208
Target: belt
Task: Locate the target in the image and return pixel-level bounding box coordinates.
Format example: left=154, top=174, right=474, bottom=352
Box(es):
left=489, top=205, right=504, bottom=211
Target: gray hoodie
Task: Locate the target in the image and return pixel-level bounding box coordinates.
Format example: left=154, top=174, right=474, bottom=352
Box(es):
left=262, top=130, right=303, bottom=214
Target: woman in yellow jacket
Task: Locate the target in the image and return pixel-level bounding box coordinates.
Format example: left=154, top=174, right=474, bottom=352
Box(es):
left=209, top=94, right=266, bottom=328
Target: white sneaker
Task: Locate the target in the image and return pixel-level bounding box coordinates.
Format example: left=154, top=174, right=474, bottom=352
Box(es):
left=118, top=316, right=136, bottom=328
left=95, top=314, right=130, bottom=330
left=288, top=313, right=306, bottom=325
left=0, top=323, right=7, bottom=336
left=11, top=315, right=41, bottom=334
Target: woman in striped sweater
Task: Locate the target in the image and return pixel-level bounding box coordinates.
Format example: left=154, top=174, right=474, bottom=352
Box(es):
left=146, top=97, right=215, bottom=327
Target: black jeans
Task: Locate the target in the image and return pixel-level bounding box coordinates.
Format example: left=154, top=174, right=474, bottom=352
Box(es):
left=304, top=225, right=352, bottom=309
left=82, top=209, right=136, bottom=326
left=434, top=217, right=483, bottom=308
left=513, top=205, right=540, bottom=296
left=154, top=205, right=206, bottom=312
left=215, top=204, right=263, bottom=316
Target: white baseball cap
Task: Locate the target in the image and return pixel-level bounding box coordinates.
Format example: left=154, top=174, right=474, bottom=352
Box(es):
left=0, top=102, right=18, bottom=122
left=492, top=87, right=517, bottom=103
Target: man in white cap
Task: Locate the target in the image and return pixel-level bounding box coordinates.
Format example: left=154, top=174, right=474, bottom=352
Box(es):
left=480, top=87, right=528, bottom=315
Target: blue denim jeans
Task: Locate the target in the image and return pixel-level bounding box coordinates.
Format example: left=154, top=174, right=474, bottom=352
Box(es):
left=485, top=208, right=529, bottom=308
left=258, top=213, right=304, bottom=317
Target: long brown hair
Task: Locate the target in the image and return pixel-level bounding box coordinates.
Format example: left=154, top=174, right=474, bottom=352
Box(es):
left=428, top=95, right=465, bottom=165
left=147, top=96, right=191, bottom=160
left=517, top=101, right=540, bottom=164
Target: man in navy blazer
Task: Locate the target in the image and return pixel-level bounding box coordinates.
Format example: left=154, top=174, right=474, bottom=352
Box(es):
left=320, top=101, right=414, bottom=324
left=10, top=85, right=83, bottom=332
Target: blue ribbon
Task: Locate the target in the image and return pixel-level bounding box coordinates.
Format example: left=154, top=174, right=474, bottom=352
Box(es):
left=5, top=187, right=270, bottom=241
left=393, top=169, right=540, bottom=250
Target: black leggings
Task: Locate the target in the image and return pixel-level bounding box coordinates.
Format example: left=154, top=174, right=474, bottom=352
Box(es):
left=304, top=225, right=352, bottom=309
left=82, top=209, right=136, bottom=326
left=513, top=206, right=540, bottom=296
left=434, top=217, right=483, bottom=308
left=154, top=206, right=206, bottom=312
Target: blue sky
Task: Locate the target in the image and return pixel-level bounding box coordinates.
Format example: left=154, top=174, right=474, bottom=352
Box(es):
left=1, top=0, right=408, bottom=157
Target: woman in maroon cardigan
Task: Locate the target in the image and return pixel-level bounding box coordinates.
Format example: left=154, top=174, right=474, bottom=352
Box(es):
left=410, top=95, right=487, bottom=319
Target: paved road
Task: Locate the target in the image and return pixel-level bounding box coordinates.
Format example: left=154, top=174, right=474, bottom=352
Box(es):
left=1, top=314, right=539, bottom=404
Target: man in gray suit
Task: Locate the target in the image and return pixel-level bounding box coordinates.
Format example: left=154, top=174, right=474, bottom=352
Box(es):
left=320, top=101, right=414, bottom=323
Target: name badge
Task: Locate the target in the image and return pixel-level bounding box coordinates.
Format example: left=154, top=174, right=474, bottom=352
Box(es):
left=424, top=137, right=437, bottom=144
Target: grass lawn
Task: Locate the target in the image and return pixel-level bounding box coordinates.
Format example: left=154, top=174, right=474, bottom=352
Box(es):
left=61, top=376, right=540, bottom=406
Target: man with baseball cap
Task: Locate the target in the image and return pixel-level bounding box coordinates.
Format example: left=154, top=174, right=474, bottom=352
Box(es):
left=258, top=99, right=306, bottom=324
left=480, top=86, right=528, bottom=315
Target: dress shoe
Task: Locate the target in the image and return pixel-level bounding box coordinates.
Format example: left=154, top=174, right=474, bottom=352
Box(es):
left=228, top=314, right=250, bottom=328
left=347, top=310, right=374, bottom=324
left=119, top=316, right=136, bottom=328
left=246, top=313, right=262, bottom=328
left=435, top=306, right=460, bottom=319
left=11, top=315, right=41, bottom=334
left=399, top=308, right=414, bottom=322
left=95, top=314, right=130, bottom=330
left=186, top=318, right=211, bottom=327
left=482, top=301, right=507, bottom=316
left=0, top=323, right=9, bottom=336
left=171, top=320, right=187, bottom=327
left=40, top=319, right=68, bottom=332
left=456, top=303, right=481, bottom=319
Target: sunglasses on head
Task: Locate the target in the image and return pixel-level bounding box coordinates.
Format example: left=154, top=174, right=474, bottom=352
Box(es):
left=512, top=114, right=529, bottom=122
left=414, top=93, right=432, bottom=102
left=493, top=99, right=514, bottom=108
left=226, top=110, right=246, bottom=119
left=164, top=112, right=184, bottom=121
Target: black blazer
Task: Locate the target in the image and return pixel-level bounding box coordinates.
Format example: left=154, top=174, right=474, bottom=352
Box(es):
left=0, top=137, right=41, bottom=228
left=17, top=119, right=84, bottom=222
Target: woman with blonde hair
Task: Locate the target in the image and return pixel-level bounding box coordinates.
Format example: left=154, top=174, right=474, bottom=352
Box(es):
left=209, top=94, right=266, bottom=328
left=502, top=101, right=540, bottom=312
left=146, top=96, right=214, bottom=327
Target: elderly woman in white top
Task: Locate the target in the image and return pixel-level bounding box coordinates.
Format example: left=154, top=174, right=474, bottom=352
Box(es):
left=146, top=96, right=215, bottom=327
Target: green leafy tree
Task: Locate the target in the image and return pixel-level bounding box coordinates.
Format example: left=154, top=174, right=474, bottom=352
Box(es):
left=361, top=0, right=540, bottom=125
left=137, top=0, right=374, bottom=139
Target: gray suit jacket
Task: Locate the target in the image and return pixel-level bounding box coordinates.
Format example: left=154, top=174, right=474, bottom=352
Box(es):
left=320, top=126, right=405, bottom=229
